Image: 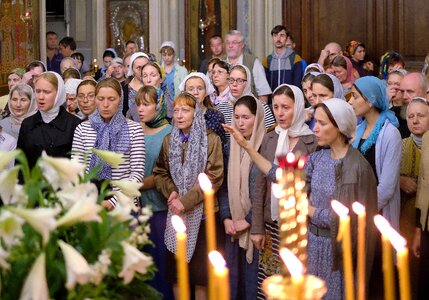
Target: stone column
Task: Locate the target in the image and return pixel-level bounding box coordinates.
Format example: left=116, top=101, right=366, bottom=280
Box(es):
left=265, top=0, right=283, bottom=55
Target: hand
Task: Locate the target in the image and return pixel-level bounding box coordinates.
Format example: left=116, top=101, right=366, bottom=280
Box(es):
left=21, top=71, right=34, bottom=84
left=102, top=200, right=114, bottom=211
left=105, top=65, right=114, bottom=78
left=169, top=197, right=185, bottom=215
left=223, top=219, right=237, bottom=236
left=168, top=191, right=179, bottom=205
left=250, top=234, right=266, bottom=250
left=305, top=109, right=313, bottom=122
left=222, top=124, right=248, bottom=149
left=234, top=219, right=250, bottom=232
left=308, top=204, right=316, bottom=218
left=363, top=61, right=374, bottom=71
left=387, top=85, right=398, bottom=101
left=400, top=176, right=417, bottom=194
left=320, top=49, right=329, bottom=60
left=412, top=228, right=421, bottom=258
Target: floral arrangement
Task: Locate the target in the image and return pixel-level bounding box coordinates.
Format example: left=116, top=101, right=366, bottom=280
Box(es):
left=0, top=150, right=159, bottom=299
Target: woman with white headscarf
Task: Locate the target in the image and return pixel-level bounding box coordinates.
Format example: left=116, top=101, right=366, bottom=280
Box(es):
left=179, top=72, right=227, bottom=145
left=65, top=78, right=83, bottom=116
left=0, top=83, right=37, bottom=140
left=17, top=72, right=81, bottom=168
left=305, top=98, right=378, bottom=299
left=122, top=52, right=150, bottom=118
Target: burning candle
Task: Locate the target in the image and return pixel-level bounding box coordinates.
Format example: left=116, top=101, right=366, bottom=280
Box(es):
left=374, top=215, right=396, bottom=300
left=198, top=173, right=216, bottom=300
left=374, top=215, right=410, bottom=300
left=172, top=215, right=189, bottom=300
left=208, top=251, right=230, bottom=300
left=331, top=200, right=354, bottom=300
left=279, top=248, right=304, bottom=300
left=352, top=202, right=366, bottom=300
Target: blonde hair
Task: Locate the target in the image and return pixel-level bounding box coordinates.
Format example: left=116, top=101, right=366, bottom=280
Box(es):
left=95, top=78, right=121, bottom=96
left=173, top=92, right=196, bottom=108
left=34, top=72, right=58, bottom=90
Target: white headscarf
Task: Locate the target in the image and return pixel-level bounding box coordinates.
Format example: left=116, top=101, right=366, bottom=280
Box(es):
left=126, top=52, right=150, bottom=77
left=230, top=64, right=253, bottom=102
left=38, top=72, right=66, bottom=123
left=65, top=79, right=83, bottom=95
left=326, top=73, right=346, bottom=100
left=271, top=84, right=314, bottom=221
left=322, top=98, right=357, bottom=142
left=7, top=83, right=37, bottom=123
left=178, top=72, right=216, bottom=96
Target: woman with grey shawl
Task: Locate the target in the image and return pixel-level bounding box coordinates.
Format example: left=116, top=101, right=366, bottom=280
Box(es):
left=153, top=92, right=224, bottom=299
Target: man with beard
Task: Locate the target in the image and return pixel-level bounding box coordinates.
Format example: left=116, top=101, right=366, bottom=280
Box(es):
left=263, top=25, right=303, bottom=91
left=395, top=72, right=429, bottom=137
left=225, top=30, right=271, bottom=103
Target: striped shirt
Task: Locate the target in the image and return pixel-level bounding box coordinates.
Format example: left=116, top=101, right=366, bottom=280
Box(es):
left=216, top=100, right=276, bottom=140
left=71, top=119, right=145, bottom=207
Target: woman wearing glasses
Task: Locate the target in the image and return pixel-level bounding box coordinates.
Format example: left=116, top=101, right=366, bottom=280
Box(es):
left=76, top=79, right=97, bottom=120
left=210, top=60, right=231, bottom=105
left=217, top=64, right=275, bottom=136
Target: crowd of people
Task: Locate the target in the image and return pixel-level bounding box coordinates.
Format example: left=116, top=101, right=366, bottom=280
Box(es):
left=1, top=25, right=429, bottom=300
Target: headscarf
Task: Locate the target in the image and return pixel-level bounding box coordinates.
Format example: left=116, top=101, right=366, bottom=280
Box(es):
left=145, top=87, right=169, bottom=128
left=343, top=56, right=356, bottom=85
left=322, top=98, right=357, bottom=141
left=9, top=68, right=25, bottom=78
left=7, top=84, right=37, bottom=123
left=89, top=85, right=130, bottom=179
left=178, top=72, right=216, bottom=96
left=304, top=63, right=325, bottom=75
left=325, top=73, right=346, bottom=100
left=229, top=64, right=253, bottom=102
left=228, top=96, right=265, bottom=263
left=127, top=52, right=150, bottom=77
left=39, top=72, right=66, bottom=123
left=271, top=84, right=314, bottom=221
left=65, top=79, right=83, bottom=95
left=352, top=76, right=399, bottom=154
left=100, top=48, right=118, bottom=74
left=379, top=51, right=402, bottom=80
left=345, top=41, right=364, bottom=58
left=164, top=97, right=208, bottom=262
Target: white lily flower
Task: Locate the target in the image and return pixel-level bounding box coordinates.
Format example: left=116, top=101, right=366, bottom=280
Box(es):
left=19, top=252, right=49, bottom=300
left=0, top=150, right=20, bottom=171
left=8, top=207, right=59, bottom=245
left=108, top=202, right=132, bottom=223
left=56, top=182, right=98, bottom=209
left=0, top=166, right=20, bottom=205
left=111, top=179, right=142, bottom=198
left=58, top=240, right=92, bottom=290
left=38, top=151, right=85, bottom=190
left=115, top=190, right=139, bottom=212
left=0, top=210, right=24, bottom=247
left=92, top=148, right=124, bottom=168
left=56, top=198, right=102, bottom=228
left=118, top=241, right=153, bottom=284
left=0, top=245, right=10, bottom=269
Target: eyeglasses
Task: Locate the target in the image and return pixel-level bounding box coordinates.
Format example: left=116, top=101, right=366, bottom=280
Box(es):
left=226, top=41, right=242, bottom=46
left=77, top=93, right=96, bottom=101
left=227, top=78, right=247, bottom=85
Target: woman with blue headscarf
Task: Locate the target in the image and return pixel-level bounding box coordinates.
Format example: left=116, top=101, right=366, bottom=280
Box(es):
left=72, top=78, right=145, bottom=210
left=348, top=76, right=402, bottom=299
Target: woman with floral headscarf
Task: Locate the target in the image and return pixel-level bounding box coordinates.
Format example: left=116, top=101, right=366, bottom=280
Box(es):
left=72, top=78, right=145, bottom=210
left=348, top=76, right=401, bottom=298
left=345, top=40, right=374, bottom=77
left=17, top=72, right=81, bottom=168
left=153, top=92, right=224, bottom=299
left=135, top=85, right=173, bottom=298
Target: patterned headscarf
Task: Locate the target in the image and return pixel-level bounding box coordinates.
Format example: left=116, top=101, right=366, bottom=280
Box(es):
left=89, top=82, right=130, bottom=179
left=352, top=76, right=399, bottom=154
left=164, top=95, right=208, bottom=262
left=379, top=51, right=403, bottom=80
left=345, top=40, right=364, bottom=57
left=145, top=87, right=169, bottom=128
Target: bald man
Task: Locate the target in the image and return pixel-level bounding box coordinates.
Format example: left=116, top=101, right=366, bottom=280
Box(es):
left=317, top=42, right=342, bottom=68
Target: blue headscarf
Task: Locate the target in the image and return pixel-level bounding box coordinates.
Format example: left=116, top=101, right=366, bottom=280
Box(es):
left=352, top=76, right=399, bottom=154
left=89, top=80, right=130, bottom=179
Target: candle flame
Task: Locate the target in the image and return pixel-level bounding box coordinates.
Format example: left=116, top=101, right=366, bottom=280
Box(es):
left=198, top=173, right=212, bottom=191
left=374, top=215, right=406, bottom=251
left=331, top=200, right=349, bottom=217
left=271, top=183, right=283, bottom=198
left=352, top=202, right=365, bottom=215
left=275, top=168, right=283, bottom=181
left=208, top=250, right=226, bottom=270
left=286, top=152, right=295, bottom=163
left=297, top=157, right=306, bottom=169
left=279, top=248, right=303, bottom=279
left=171, top=215, right=186, bottom=233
